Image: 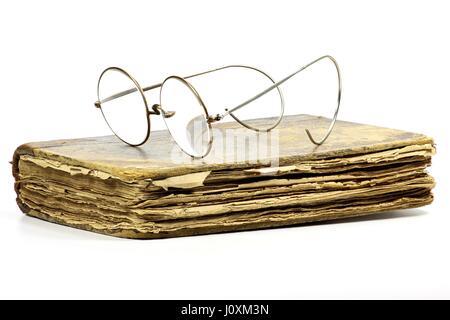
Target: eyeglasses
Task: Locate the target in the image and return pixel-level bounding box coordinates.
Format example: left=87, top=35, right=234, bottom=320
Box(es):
left=94, top=55, right=342, bottom=158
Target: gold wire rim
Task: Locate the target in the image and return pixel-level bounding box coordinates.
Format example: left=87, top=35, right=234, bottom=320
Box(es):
left=96, top=67, right=151, bottom=147
left=225, top=66, right=285, bottom=132
left=159, top=75, right=213, bottom=158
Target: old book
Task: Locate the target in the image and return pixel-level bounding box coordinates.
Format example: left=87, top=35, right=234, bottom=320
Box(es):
left=12, top=114, right=435, bottom=239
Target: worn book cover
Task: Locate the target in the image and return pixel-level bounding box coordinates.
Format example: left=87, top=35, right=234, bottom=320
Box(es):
left=12, top=114, right=435, bottom=239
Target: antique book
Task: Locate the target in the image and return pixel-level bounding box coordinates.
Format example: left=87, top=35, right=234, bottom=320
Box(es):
left=12, top=114, right=436, bottom=239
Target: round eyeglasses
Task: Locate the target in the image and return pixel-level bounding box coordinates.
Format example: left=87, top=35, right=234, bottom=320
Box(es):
left=95, top=55, right=342, bottom=158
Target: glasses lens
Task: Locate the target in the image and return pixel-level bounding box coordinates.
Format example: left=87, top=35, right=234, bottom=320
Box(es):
left=160, top=76, right=211, bottom=158
left=185, top=66, right=284, bottom=131
left=97, top=68, right=149, bottom=146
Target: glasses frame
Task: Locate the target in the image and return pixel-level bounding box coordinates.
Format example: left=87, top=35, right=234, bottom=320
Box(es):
left=160, top=75, right=214, bottom=157
left=95, top=55, right=341, bottom=158
left=97, top=67, right=152, bottom=147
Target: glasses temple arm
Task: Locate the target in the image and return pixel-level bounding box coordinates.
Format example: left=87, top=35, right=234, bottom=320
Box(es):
left=141, top=65, right=254, bottom=93
left=221, top=55, right=342, bottom=145
left=97, top=64, right=280, bottom=106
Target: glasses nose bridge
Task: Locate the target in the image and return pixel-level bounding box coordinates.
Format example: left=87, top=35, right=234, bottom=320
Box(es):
left=148, top=104, right=175, bottom=118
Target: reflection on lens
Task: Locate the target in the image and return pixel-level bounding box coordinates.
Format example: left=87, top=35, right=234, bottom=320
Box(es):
left=97, top=68, right=149, bottom=146
left=160, top=76, right=211, bottom=158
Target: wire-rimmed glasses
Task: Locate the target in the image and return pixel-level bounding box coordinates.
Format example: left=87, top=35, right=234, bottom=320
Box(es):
left=94, top=55, right=342, bottom=158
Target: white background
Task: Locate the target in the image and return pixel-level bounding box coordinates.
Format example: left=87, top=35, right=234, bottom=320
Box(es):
left=1, top=0, right=449, bottom=299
